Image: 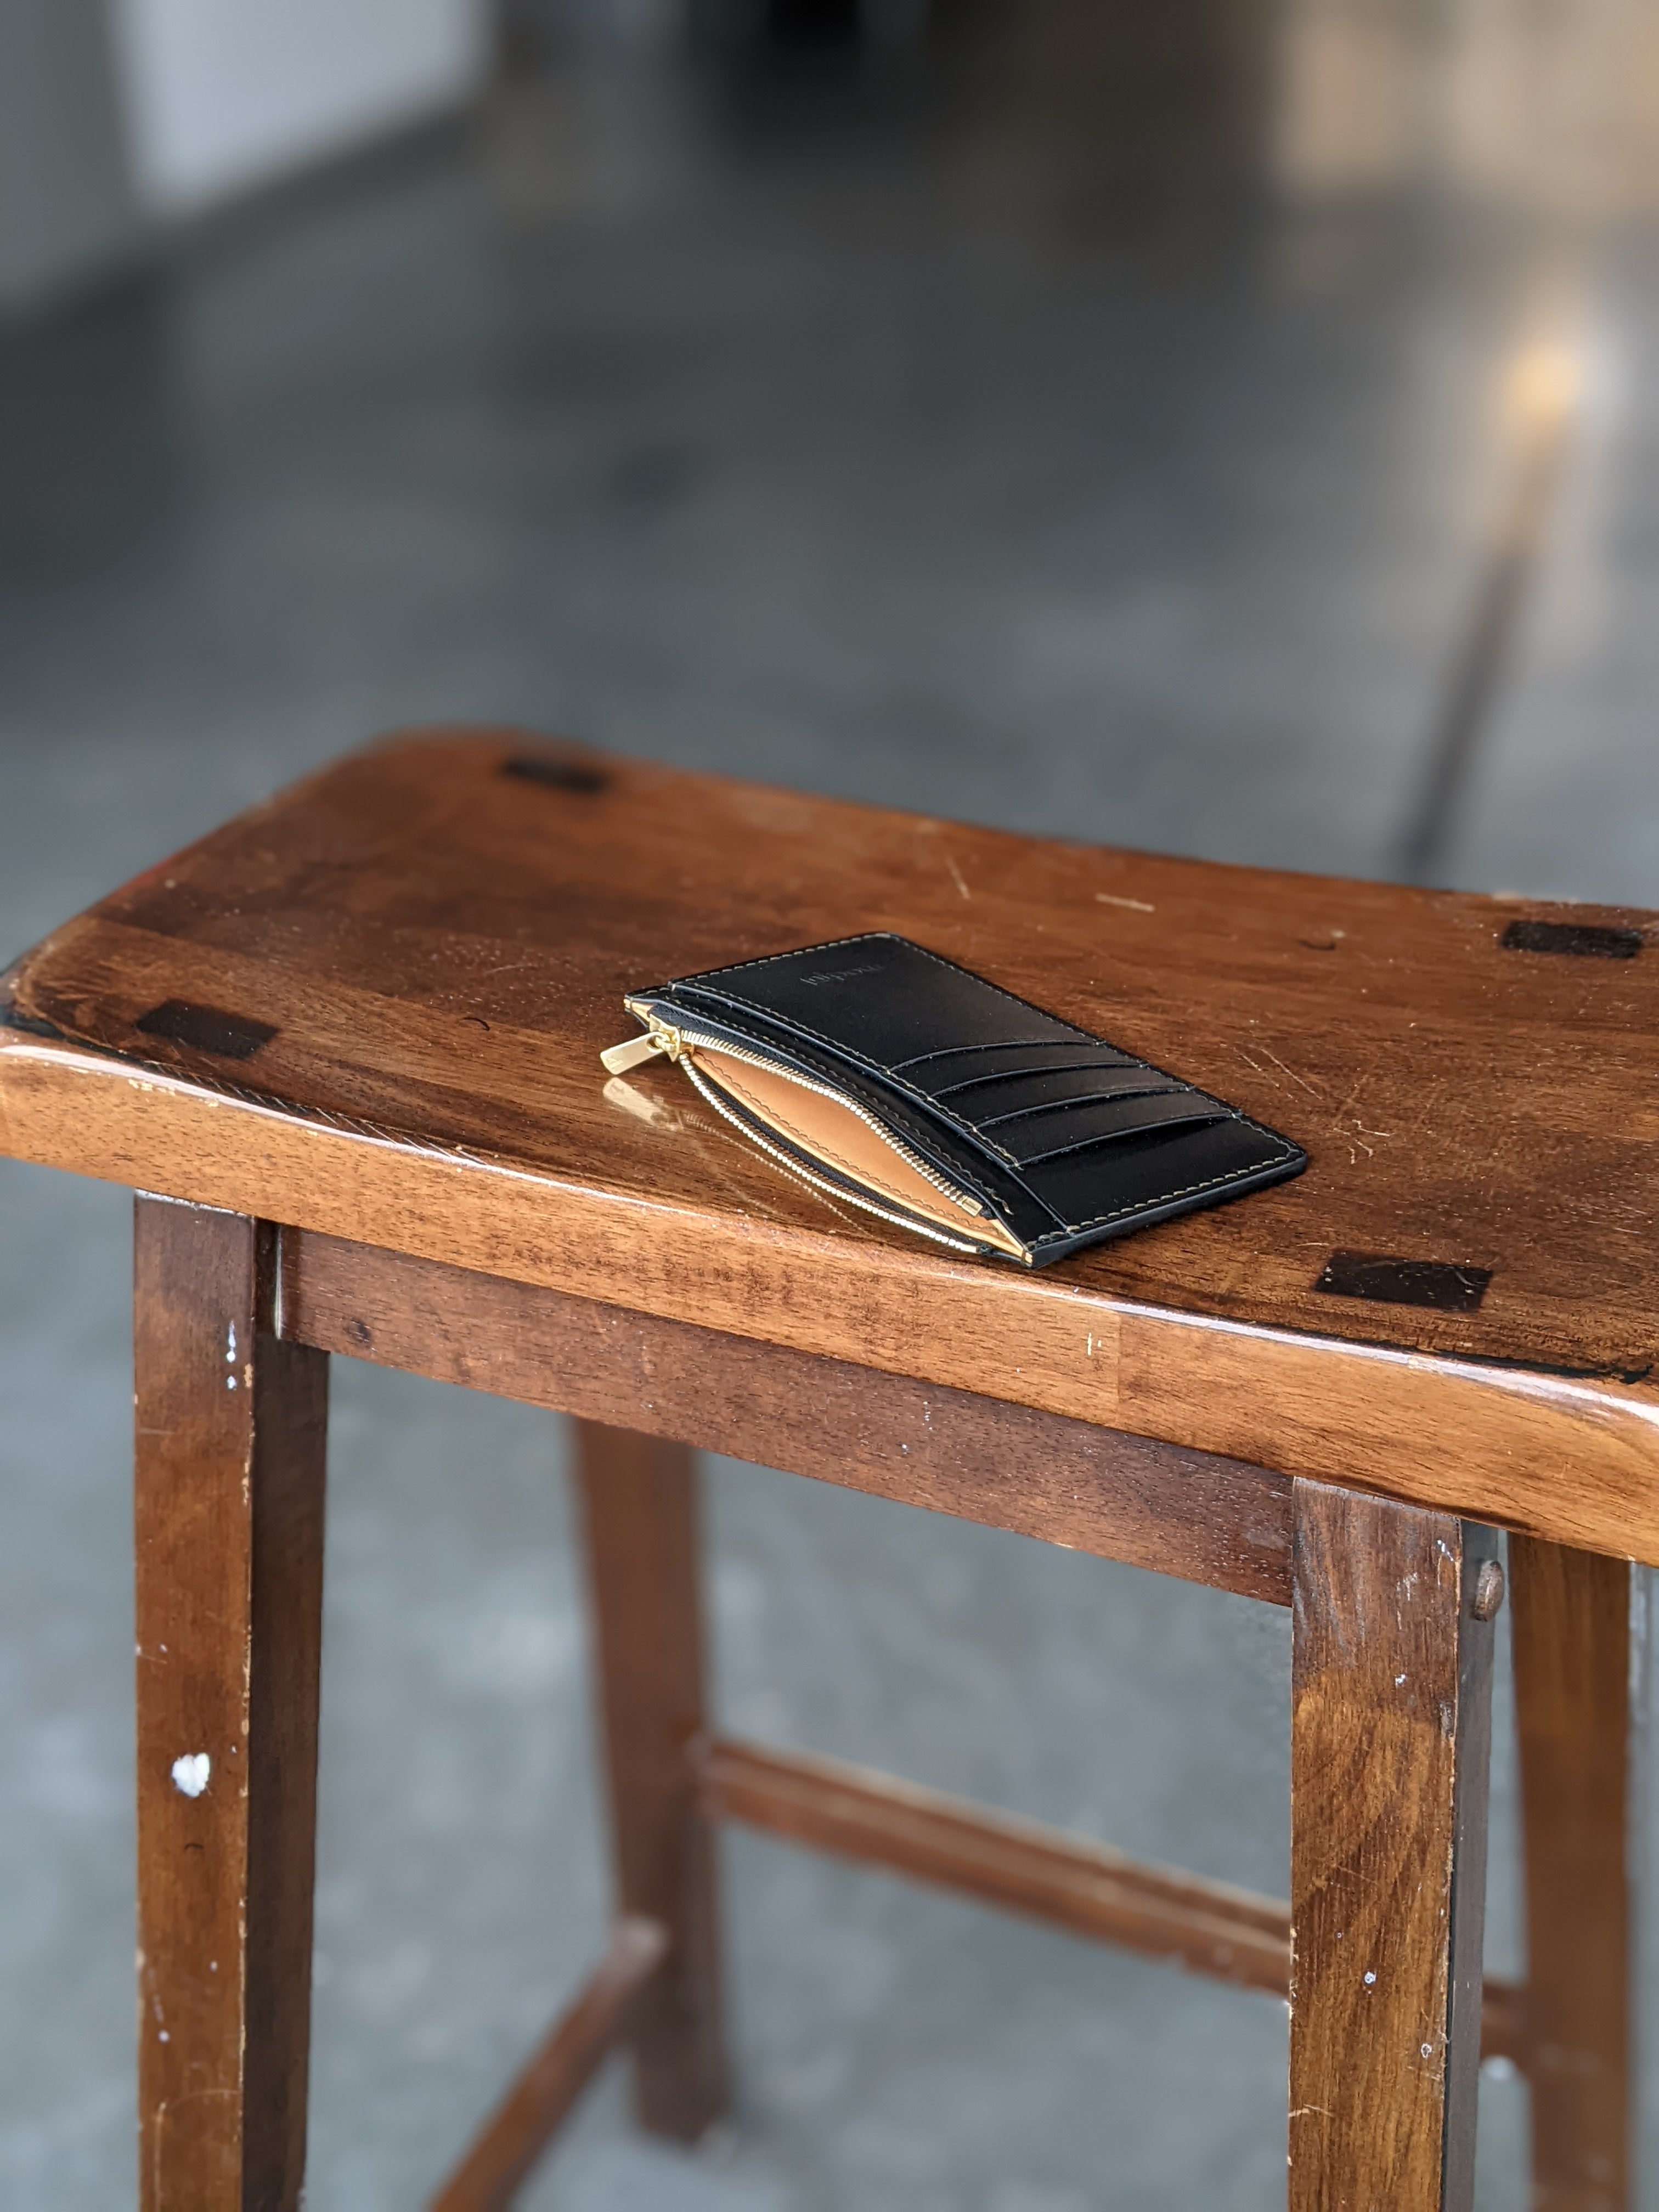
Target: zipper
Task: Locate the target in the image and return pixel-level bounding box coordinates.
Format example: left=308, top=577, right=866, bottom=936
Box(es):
left=599, top=1027, right=674, bottom=1074
left=679, top=1058, right=986, bottom=1256
left=602, top=1009, right=994, bottom=1222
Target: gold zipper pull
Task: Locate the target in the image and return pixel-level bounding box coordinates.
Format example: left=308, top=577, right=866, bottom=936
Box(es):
left=600, top=1031, right=668, bottom=1075
left=600, top=1017, right=687, bottom=1075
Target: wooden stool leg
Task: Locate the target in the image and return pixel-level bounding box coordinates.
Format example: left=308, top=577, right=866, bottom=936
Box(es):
left=1511, top=1535, right=1634, bottom=2212
left=573, top=1421, right=729, bottom=2141
left=134, top=1200, right=328, bottom=2212
left=1289, top=1479, right=1498, bottom=2212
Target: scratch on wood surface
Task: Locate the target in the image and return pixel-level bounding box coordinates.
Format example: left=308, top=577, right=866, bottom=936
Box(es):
left=1095, top=891, right=1155, bottom=913
left=1256, top=1045, right=1324, bottom=1099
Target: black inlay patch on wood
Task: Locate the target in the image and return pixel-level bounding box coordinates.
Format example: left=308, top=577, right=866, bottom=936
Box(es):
left=1314, top=1251, right=1492, bottom=1314
left=1502, top=918, right=1643, bottom=960
left=501, top=754, right=608, bottom=794
left=135, top=1000, right=277, bottom=1061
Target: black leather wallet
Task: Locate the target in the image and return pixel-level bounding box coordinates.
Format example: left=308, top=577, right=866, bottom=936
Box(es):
left=602, top=933, right=1306, bottom=1267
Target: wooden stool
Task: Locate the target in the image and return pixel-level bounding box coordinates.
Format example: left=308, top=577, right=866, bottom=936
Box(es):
left=0, top=728, right=1645, bottom=2211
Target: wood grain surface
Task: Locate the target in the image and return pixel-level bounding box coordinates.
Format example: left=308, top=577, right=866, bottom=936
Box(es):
left=573, top=1425, right=728, bottom=2141
left=1511, top=1536, right=1634, bottom=2211
left=279, top=1228, right=1293, bottom=1604
left=4, top=732, right=1658, bottom=1558
left=699, top=1735, right=1293, bottom=1990
left=134, top=1199, right=328, bottom=2212
left=695, top=1737, right=1530, bottom=2058
left=428, top=1917, right=669, bottom=2212
left=1289, top=1482, right=1497, bottom=2212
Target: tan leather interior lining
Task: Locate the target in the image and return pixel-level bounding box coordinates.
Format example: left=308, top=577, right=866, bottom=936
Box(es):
left=693, top=1047, right=1024, bottom=1259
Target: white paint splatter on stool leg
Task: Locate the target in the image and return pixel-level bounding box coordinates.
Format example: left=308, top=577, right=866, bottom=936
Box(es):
left=172, top=1752, right=211, bottom=1798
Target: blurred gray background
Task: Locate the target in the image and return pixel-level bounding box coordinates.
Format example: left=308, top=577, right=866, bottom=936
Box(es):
left=3, top=0, right=1658, bottom=2204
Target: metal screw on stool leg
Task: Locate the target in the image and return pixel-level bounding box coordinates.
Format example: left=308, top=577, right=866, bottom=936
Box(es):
left=1473, top=1560, right=1506, bottom=1621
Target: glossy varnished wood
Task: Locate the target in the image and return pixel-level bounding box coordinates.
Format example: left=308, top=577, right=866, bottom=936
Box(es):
left=429, top=1917, right=669, bottom=2212
left=278, top=1228, right=1293, bottom=1604
left=1289, top=1482, right=1497, bottom=2212
left=3, top=730, right=1658, bottom=1559
left=134, top=1199, right=328, bottom=2212
left=573, top=1425, right=727, bottom=2141
left=1511, top=1537, right=1634, bottom=2211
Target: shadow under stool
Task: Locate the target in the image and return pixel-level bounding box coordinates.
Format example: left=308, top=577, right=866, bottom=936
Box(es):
left=0, top=727, right=1646, bottom=2210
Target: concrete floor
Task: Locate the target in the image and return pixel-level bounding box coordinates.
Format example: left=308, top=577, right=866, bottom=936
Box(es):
left=2, top=2, right=1658, bottom=2203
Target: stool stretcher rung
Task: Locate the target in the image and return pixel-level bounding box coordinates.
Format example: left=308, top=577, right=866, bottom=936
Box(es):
left=697, top=1735, right=1290, bottom=1991
left=698, top=1735, right=1527, bottom=2061
left=428, top=1916, right=669, bottom=2212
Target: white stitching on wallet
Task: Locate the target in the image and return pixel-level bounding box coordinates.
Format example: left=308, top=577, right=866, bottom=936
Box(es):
left=667, top=935, right=1136, bottom=1169
left=651, top=935, right=1299, bottom=1254
left=1024, top=1142, right=1299, bottom=1247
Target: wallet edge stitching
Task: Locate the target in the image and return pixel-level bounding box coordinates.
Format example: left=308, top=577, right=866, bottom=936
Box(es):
left=645, top=934, right=1307, bottom=1251
left=1023, top=1132, right=1306, bottom=1248
left=665, top=934, right=1196, bottom=1170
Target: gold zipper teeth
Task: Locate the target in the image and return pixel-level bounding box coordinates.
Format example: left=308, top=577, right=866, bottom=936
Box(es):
left=649, top=1017, right=988, bottom=1218
left=680, top=1058, right=986, bottom=1257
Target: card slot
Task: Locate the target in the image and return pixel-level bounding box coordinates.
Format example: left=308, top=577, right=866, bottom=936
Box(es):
left=930, top=1056, right=1146, bottom=1104
left=1020, top=1114, right=1287, bottom=1231
left=902, top=1039, right=1135, bottom=1089
left=994, top=1090, right=1229, bottom=1166
left=676, top=935, right=1092, bottom=1077
left=956, top=1068, right=1177, bottom=1124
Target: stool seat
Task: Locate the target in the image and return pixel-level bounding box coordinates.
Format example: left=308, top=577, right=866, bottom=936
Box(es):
left=3, top=725, right=1656, bottom=1560
left=2, top=725, right=1644, bottom=2211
